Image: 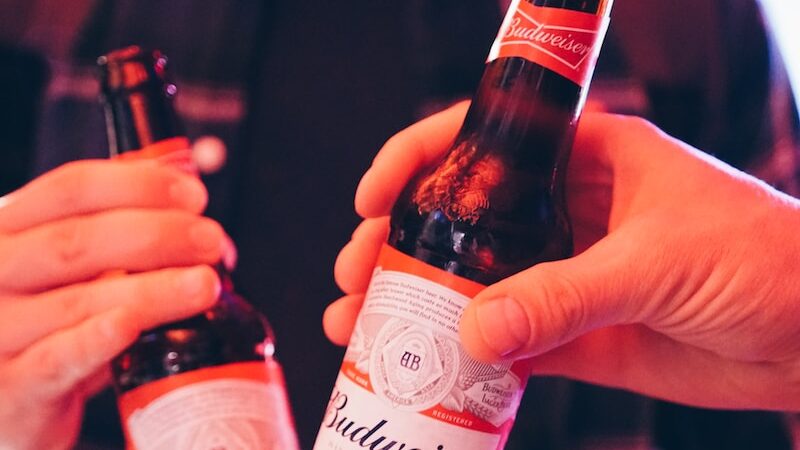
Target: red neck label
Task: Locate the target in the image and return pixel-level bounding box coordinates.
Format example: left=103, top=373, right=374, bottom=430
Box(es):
left=487, top=1, right=610, bottom=86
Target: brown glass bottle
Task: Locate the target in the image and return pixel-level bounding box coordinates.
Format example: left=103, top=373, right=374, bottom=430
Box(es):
left=98, top=47, right=299, bottom=450
left=391, top=0, right=609, bottom=285
left=315, top=1, right=612, bottom=449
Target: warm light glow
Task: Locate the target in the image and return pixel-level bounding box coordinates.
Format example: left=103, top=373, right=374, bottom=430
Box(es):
left=165, top=329, right=195, bottom=343
left=192, top=135, right=228, bottom=175
left=760, top=0, right=800, bottom=114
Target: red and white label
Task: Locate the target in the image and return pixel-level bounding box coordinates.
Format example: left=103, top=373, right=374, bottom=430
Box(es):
left=487, top=0, right=610, bottom=86
left=314, top=245, right=528, bottom=450
left=119, top=361, right=299, bottom=450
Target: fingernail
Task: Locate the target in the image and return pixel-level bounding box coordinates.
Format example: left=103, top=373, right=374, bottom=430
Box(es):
left=475, top=297, right=530, bottom=357
left=189, top=221, right=222, bottom=255
left=169, top=177, right=207, bottom=211
left=222, top=234, right=238, bottom=270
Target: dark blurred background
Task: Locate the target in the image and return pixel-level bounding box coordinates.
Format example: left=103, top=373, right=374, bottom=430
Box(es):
left=1, top=0, right=798, bottom=449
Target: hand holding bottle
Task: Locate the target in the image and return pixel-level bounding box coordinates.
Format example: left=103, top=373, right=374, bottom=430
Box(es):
left=325, top=102, right=800, bottom=412
left=0, top=160, right=224, bottom=450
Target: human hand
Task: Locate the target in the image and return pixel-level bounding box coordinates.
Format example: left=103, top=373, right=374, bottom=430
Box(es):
left=0, top=160, right=226, bottom=450
left=324, top=102, right=800, bottom=411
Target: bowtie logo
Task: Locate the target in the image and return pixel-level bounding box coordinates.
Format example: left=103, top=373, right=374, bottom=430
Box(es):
left=502, top=12, right=597, bottom=71
left=489, top=2, right=609, bottom=86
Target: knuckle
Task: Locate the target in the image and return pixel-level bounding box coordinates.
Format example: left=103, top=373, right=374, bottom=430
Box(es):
left=45, top=289, right=81, bottom=327
left=616, top=114, right=656, bottom=133
left=31, top=343, right=74, bottom=388
left=608, top=115, right=660, bottom=144
left=382, top=133, right=405, bottom=152
left=382, top=131, right=421, bottom=164
left=620, top=114, right=652, bottom=128
left=531, top=266, right=589, bottom=344
left=142, top=165, right=181, bottom=197
left=47, top=161, right=97, bottom=211
left=47, top=219, right=87, bottom=266
left=52, top=284, right=94, bottom=326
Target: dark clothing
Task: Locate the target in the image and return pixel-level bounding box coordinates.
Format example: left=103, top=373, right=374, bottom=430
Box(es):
left=0, top=1, right=796, bottom=449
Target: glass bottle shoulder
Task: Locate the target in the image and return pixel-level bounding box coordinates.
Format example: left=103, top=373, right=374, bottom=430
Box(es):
left=112, top=289, right=274, bottom=393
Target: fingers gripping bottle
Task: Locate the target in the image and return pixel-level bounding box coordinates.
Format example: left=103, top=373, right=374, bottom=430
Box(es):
left=314, top=1, right=613, bottom=449
left=97, top=46, right=300, bottom=450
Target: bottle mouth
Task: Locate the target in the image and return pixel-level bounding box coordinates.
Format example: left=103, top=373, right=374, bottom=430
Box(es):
left=97, top=46, right=168, bottom=93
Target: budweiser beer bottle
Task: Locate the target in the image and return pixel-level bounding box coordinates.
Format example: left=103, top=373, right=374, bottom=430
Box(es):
left=314, top=1, right=612, bottom=449
left=97, top=46, right=300, bottom=450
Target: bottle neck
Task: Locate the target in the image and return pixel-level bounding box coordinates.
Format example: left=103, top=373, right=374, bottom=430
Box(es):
left=102, top=87, right=235, bottom=281
left=102, top=84, right=184, bottom=156
left=454, top=61, right=583, bottom=182
left=456, top=0, right=607, bottom=171
left=98, top=48, right=233, bottom=283
left=97, top=47, right=184, bottom=156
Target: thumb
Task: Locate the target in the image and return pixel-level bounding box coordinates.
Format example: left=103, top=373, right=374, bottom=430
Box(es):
left=460, top=237, right=644, bottom=362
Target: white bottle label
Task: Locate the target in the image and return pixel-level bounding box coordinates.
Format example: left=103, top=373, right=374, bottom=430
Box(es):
left=314, top=245, right=527, bottom=450
left=119, top=361, right=299, bottom=450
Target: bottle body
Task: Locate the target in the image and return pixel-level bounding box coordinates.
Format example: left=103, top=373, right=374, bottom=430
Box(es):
left=315, top=1, right=611, bottom=449
left=97, top=47, right=299, bottom=450
left=112, top=273, right=298, bottom=450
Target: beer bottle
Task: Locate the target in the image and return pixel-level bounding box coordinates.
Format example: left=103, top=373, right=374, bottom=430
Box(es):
left=97, top=46, right=300, bottom=450
left=314, top=1, right=613, bottom=449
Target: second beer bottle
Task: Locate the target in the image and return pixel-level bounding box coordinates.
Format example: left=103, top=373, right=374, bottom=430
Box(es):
left=97, top=46, right=300, bottom=450
left=314, top=0, right=613, bottom=449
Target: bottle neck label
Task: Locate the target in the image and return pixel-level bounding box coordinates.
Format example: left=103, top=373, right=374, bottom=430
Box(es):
left=487, top=1, right=610, bottom=86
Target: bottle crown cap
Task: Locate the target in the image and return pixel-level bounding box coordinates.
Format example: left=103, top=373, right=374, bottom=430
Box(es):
left=97, top=46, right=168, bottom=93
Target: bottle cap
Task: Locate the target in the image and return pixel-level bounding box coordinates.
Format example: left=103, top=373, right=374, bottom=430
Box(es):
left=97, top=46, right=170, bottom=94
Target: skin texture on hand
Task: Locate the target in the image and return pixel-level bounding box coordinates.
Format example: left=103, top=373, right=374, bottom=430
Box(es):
left=324, top=101, right=800, bottom=412
left=0, top=160, right=226, bottom=450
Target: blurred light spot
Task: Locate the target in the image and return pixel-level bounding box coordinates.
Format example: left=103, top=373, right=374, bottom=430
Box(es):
left=761, top=0, right=800, bottom=114
left=192, top=135, right=227, bottom=175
